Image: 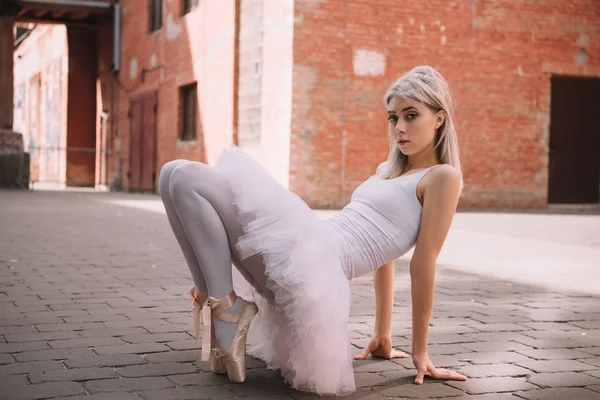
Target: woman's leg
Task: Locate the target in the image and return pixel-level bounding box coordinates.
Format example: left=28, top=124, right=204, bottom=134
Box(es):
left=158, top=160, right=207, bottom=292
left=167, top=161, right=268, bottom=352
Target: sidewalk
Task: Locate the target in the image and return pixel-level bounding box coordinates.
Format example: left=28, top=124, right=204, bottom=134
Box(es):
left=1, top=190, right=599, bottom=399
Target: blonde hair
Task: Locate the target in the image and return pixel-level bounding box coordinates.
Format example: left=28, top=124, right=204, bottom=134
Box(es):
left=376, top=66, right=462, bottom=181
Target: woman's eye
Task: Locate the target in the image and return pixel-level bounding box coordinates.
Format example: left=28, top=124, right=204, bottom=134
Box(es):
left=387, top=115, right=398, bottom=123
left=407, top=113, right=418, bottom=120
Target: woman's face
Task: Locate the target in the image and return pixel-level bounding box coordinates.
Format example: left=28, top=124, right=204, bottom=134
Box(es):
left=386, top=96, right=444, bottom=157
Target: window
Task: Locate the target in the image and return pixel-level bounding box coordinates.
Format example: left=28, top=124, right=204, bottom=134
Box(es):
left=182, top=0, right=199, bottom=15
left=148, top=0, right=162, bottom=32
left=180, top=83, right=197, bottom=141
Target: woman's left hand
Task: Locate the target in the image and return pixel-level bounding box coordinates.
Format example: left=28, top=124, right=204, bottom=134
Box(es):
left=354, top=334, right=410, bottom=360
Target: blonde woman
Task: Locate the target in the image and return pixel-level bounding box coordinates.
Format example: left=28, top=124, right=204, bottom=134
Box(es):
left=159, top=65, right=467, bottom=396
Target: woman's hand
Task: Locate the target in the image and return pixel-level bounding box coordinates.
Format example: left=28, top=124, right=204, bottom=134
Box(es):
left=412, top=353, right=467, bottom=384
left=354, top=334, right=409, bottom=360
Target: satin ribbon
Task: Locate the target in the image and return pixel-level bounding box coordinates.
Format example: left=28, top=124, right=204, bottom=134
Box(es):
left=188, top=288, right=238, bottom=362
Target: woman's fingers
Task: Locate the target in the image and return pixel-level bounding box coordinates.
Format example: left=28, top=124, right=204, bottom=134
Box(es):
left=353, top=346, right=372, bottom=360
left=414, top=369, right=428, bottom=385
left=432, top=367, right=468, bottom=381
left=389, top=349, right=410, bottom=359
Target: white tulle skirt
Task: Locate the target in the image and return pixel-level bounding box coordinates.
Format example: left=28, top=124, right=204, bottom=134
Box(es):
left=214, top=144, right=355, bottom=396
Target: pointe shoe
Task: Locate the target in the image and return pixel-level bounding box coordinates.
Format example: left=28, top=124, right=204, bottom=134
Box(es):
left=188, top=288, right=226, bottom=374
left=200, top=291, right=258, bottom=383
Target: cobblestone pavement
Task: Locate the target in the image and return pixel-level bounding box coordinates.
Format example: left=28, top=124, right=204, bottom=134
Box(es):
left=1, top=190, right=599, bottom=400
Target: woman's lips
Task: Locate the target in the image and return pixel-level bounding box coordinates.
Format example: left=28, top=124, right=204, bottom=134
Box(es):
left=398, top=140, right=410, bottom=146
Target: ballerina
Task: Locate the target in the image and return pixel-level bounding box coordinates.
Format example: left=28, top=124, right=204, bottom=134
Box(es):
left=159, top=65, right=468, bottom=396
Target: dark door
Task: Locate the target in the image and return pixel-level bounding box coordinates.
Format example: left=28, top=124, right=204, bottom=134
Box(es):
left=548, top=77, right=600, bottom=204
left=129, top=91, right=157, bottom=192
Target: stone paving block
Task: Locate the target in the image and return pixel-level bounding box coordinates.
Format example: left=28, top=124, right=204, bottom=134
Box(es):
left=49, top=302, right=113, bottom=311
left=426, top=344, right=474, bottom=355
left=527, top=371, right=600, bottom=387
left=77, top=327, right=148, bottom=338
left=0, top=360, right=64, bottom=375
left=0, top=373, right=29, bottom=386
left=581, top=347, right=600, bottom=356
left=454, top=351, right=532, bottom=364
left=0, top=317, right=63, bottom=327
left=571, top=320, right=600, bottom=329
left=164, top=339, right=202, bottom=351
left=138, top=386, right=234, bottom=400
left=62, top=314, right=129, bottom=323
left=223, top=368, right=292, bottom=397
left=516, top=359, right=597, bottom=373
left=461, top=341, right=533, bottom=352
left=354, top=360, right=403, bottom=373
left=84, top=377, right=175, bottom=393
left=470, top=323, right=531, bottom=332
left=456, top=363, right=533, bottom=378
left=52, top=392, right=145, bottom=400
left=379, top=382, right=463, bottom=398
left=470, top=315, right=532, bottom=324
left=516, top=348, right=595, bottom=360
left=0, top=381, right=84, bottom=399
left=581, top=357, right=600, bottom=367
left=35, top=322, right=105, bottom=332
left=353, top=372, right=390, bottom=388
left=121, top=332, right=190, bottom=343
left=513, top=336, right=589, bottom=349
left=101, top=320, right=149, bottom=329
left=447, top=377, right=538, bottom=394
left=166, top=371, right=229, bottom=386
left=0, top=341, right=49, bottom=353
left=117, top=362, right=196, bottom=377
left=4, top=331, right=78, bottom=343
left=293, top=388, right=386, bottom=400
left=29, top=367, right=117, bottom=383
left=14, top=348, right=96, bottom=362
left=0, top=353, right=14, bottom=364
left=48, top=337, right=125, bottom=349
left=517, top=387, right=600, bottom=399
left=64, top=354, right=147, bottom=368
left=585, top=370, right=600, bottom=379
left=518, top=322, right=583, bottom=331
left=93, top=343, right=170, bottom=355
left=444, top=394, right=518, bottom=400
left=140, top=324, right=189, bottom=334
left=0, top=326, right=38, bottom=335
left=23, top=309, right=89, bottom=319
left=144, top=350, right=199, bottom=363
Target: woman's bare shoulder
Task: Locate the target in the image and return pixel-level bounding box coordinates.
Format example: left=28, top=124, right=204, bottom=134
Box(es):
left=421, top=164, right=462, bottom=199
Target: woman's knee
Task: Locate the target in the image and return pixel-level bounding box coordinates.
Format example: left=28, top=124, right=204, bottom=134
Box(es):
left=169, top=161, right=211, bottom=200
left=159, top=160, right=189, bottom=197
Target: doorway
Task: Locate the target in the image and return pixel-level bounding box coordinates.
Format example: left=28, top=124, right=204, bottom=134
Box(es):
left=129, top=91, right=157, bottom=192
left=548, top=76, right=600, bottom=204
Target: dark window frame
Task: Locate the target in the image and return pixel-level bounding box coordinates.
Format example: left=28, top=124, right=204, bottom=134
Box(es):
left=180, top=83, right=198, bottom=142
left=148, top=0, right=163, bottom=32
left=182, top=0, right=199, bottom=15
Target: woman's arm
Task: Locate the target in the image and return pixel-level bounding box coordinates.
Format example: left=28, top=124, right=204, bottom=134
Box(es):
left=354, top=261, right=409, bottom=360
left=374, top=261, right=395, bottom=336
left=410, top=165, right=466, bottom=384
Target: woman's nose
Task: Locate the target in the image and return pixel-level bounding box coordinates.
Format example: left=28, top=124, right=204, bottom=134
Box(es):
left=395, top=120, right=406, bottom=134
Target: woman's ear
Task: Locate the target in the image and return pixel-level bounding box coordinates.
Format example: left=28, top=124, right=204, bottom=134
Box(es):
left=436, top=110, right=445, bottom=130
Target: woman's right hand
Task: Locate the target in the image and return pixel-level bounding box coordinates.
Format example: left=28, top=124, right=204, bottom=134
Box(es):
left=412, top=353, right=467, bottom=384
left=354, top=334, right=409, bottom=360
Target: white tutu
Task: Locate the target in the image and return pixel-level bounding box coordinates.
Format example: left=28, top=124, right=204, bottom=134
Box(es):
left=214, top=144, right=355, bottom=396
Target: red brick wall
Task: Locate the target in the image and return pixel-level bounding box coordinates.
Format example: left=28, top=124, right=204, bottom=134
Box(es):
left=116, top=0, right=236, bottom=191
left=290, top=0, right=600, bottom=208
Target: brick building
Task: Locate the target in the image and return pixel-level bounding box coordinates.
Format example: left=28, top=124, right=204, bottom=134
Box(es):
left=9, top=0, right=600, bottom=208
